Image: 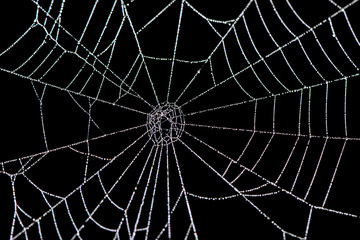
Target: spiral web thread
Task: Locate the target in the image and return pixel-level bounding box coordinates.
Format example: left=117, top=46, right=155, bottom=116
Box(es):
left=0, top=0, right=360, bottom=239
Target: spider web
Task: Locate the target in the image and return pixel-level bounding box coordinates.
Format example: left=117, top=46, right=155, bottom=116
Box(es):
left=1, top=0, right=360, bottom=239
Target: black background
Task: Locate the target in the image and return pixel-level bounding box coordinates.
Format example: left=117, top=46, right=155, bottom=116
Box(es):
left=1, top=0, right=360, bottom=239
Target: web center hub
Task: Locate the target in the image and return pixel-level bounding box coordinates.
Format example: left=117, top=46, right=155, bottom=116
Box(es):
left=146, top=102, right=185, bottom=146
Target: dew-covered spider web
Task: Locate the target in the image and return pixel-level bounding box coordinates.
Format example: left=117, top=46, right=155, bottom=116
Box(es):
left=1, top=0, right=360, bottom=239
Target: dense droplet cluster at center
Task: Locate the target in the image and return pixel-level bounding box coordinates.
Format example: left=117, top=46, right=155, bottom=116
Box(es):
left=146, top=102, right=185, bottom=146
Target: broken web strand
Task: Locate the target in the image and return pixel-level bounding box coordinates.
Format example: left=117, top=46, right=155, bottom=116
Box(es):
left=1, top=0, right=360, bottom=239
